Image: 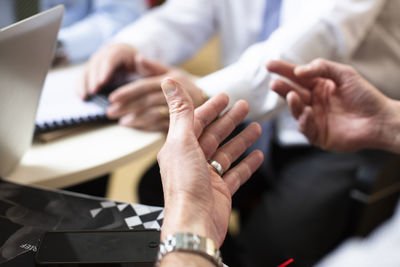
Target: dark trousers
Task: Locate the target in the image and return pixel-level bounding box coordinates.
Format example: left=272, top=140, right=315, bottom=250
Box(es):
left=234, top=145, right=368, bottom=267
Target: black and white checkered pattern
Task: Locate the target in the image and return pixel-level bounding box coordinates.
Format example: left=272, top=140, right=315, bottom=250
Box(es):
left=90, top=201, right=164, bottom=230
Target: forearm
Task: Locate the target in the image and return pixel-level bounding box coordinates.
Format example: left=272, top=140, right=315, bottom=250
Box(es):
left=197, top=42, right=282, bottom=121
left=198, top=0, right=385, bottom=121
left=113, top=0, right=215, bottom=65
left=280, top=0, right=386, bottom=63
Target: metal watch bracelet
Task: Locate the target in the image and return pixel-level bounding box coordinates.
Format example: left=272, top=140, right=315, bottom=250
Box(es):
left=155, top=232, right=224, bottom=267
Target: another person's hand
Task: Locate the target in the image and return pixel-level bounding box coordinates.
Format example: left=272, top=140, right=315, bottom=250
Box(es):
left=106, top=57, right=207, bottom=131
left=79, top=43, right=139, bottom=98
left=157, top=78, right=264, bottom=248
left=79, top=43, right=207, bottom=131
left=267, top=59, right=400, bottom=152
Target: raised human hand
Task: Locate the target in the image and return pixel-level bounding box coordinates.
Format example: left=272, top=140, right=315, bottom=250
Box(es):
left=157, top=78, right=263, bottom=247
left=267, top=59, right=396, bottom=152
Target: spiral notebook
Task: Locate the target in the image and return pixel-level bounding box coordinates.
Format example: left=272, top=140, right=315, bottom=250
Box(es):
left=34, top=65, right=112, bottom=133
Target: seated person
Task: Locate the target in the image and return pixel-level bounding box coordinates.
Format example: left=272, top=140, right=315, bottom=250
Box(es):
left=156, top=59, right=400, bottom=266
left=80, top=1, right=400, bottom=265
left=81, top=0, right=400, bottom=130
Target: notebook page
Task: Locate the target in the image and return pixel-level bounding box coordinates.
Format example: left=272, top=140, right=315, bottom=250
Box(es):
left=35, top=65, right=106, bottom=131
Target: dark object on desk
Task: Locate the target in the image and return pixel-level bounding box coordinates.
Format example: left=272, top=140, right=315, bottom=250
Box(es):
left=35, top=230, right=159, bottom=266
left=0, top=179, right=163, bottom=267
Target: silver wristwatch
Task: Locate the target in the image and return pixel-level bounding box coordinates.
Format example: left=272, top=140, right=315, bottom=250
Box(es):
left=156, top=232, right=224, bottom=267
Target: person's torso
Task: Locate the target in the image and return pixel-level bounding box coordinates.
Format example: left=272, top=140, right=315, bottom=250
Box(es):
left=214, top=0, right=324, bottom=66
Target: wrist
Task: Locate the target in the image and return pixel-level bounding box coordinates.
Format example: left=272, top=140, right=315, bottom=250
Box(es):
left=375, top=98, right=400, bottom=153
left=161, top=199, right=212, bottom=241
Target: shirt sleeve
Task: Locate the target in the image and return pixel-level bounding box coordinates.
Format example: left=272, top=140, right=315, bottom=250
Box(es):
left=197, top=0, right=387, bottom=121
left=58, top=0, right=149, bottom=63
left=112, top=0, right=217, bottom=65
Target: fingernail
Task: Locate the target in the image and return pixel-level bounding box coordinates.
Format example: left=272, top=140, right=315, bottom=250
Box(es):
left=161, top=79, right=176, bottom=97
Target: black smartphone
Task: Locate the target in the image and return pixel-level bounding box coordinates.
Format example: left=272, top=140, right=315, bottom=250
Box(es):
left=35, top=229, right=160, bottom=266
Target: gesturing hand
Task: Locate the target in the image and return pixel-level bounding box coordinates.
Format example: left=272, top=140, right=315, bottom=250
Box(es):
left=77, top=42, right=207, bottom=132
left=157, top=79, right=263, bottom=247
left=267, top=58, right=397, bottom=152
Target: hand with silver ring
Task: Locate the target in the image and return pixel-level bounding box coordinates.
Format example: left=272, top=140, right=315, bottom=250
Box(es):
left=157, top=78, right=264, bottom=250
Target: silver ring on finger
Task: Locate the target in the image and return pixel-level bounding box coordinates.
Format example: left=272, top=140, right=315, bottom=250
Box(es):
left=210, top=160, right=224, bottom=176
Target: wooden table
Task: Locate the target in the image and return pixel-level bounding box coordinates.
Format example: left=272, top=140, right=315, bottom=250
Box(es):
left=4, top=65, right=164, bottom=188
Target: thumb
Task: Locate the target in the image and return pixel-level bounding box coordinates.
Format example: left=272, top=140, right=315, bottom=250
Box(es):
left=161, top=78, right=194, bottom=135
left=135, top=55, right=168, bottom=76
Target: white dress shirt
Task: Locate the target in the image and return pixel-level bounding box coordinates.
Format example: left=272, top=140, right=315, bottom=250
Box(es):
left=114, top=0, right=400, bottom=145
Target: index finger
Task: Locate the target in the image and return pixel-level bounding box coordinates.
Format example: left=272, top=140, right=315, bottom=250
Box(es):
left=266, top=60, right=317, bottom=89
left=108, top=76, right=162, bottom=103
left=294, top=58, right=351, bottom=84
left=269, top=78, right=311, bottom=105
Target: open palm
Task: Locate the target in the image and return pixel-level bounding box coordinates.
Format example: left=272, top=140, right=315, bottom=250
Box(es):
left=157, top=79, right=263, bottom=247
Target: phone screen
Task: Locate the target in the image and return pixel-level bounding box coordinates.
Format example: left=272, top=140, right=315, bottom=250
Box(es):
left=35, top=229, right=160, bottom=265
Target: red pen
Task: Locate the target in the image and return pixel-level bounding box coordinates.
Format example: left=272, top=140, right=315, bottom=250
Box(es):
left=278, top=258, right=294, bottom=267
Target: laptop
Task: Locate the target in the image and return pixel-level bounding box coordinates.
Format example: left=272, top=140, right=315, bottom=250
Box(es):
left=0, top=6, right=64, bottom=177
